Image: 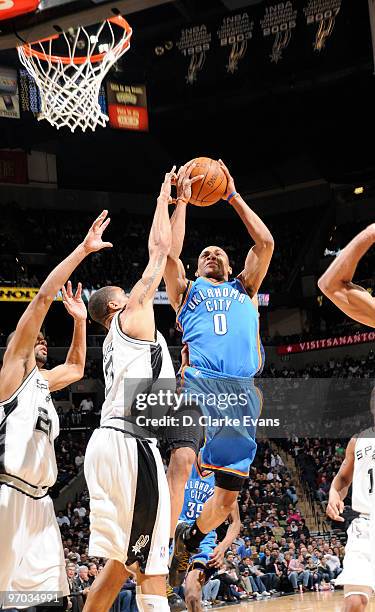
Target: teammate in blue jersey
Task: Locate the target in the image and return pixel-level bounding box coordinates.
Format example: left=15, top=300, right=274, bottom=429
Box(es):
left=171, top=462, right=240, bottom=612
left=163, top=160, right=273, bottom=583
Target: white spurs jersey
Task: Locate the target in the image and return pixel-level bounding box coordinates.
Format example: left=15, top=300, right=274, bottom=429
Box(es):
left=101, top=311, right=175, bottom=425
left=352, top=429, right=375, bottom=515
left=0, top=367, right=59, bottom=487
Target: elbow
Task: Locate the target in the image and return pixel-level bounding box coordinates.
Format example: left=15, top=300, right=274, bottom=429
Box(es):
left=150, top=238, right=171, bottom=257
left=317, top=275, right=330, bottom=296
left=69, top=365, right=85, bottom=383
left=258, top=235, right=274, bottom=252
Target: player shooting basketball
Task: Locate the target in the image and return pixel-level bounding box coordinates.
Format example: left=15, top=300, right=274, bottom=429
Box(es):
left=164, top=159, right=274, bottom=584
left=0, top=211, right=112, bottom=612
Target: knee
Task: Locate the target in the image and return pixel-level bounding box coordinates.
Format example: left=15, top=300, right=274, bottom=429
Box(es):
left=169, top=448, right=195, bottom=482
left=215, top=491, right=237, bottom=514
left=344, top=594, right=369, bottom=612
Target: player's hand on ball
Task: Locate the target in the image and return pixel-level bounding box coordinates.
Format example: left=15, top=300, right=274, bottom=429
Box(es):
left=326, top=490, right=345, bottom=522
left=208, top=543, right=226, bottom=568
left=82, top=210, right=113, bottom=253
left=159, top=165, right=177, bottom=204
left=218, top=159, right=236, bottom=200
left=176, top=160, right=204, bottom=205
left=62, top=281, right=87, bottom=321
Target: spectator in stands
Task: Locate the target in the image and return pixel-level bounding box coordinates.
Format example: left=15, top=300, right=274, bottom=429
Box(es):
left=80, top=396, right=93, bottom=414
left=299, top=518, right=310, bottom=539
left=74, top=501, right=86, bottom=518
left=237, top=537, right=252, bottom=559
left=87, top=563, right=98, bottom=585
left=56, top=510, right=70, bottom=527
left=316, top=476, right=330, bottom=502
left=66, top=562, right=86, bottom=612
left=286, top=483, right=298, bottom=505
left=241, top=558, right=270, bottom=598
left=202, top=577, right=221, bottom=606
left=324, top=549, right=342, bottom=579
left=317, top=555, right=332, bottom=584
left=288, top=554, right=310, bottom=592
left=74, top=566, right=91, bottom=606
left=75, top=451, right=85, bottom=470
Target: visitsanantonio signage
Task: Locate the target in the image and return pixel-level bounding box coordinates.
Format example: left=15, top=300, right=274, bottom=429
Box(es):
left=277, top=332, right=375, bottom=355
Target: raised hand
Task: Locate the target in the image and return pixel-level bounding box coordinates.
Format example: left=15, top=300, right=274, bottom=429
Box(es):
left=159, top=166, right=177, bottom=203
left=175, top=160, right=204, bottom=205
left=82, top=210, right=113, bottom=254
left=61, top=281, right=87, bottom=321
left=326, top=489, right=345, bottom=522
left=218, top=159, right=236, bottom=200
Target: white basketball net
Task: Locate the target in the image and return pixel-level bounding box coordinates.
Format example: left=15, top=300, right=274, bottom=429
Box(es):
left=17, top=17, right=132, bottom=133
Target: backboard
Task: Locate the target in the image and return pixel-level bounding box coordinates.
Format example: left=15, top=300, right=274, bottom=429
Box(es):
left=0, top=0, right=175, bottom=49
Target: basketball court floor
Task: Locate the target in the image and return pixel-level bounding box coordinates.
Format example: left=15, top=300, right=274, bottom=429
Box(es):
left=211, top=591, right=372, bottom=611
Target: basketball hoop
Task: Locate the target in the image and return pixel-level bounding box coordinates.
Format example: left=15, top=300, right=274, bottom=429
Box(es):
left=17, top=15, right=132, bottom=132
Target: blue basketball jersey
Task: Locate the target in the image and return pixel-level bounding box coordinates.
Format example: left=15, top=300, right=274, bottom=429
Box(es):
left=179, top=464, right=215, bottom=524
left=177, top=277, right=262, bottom=378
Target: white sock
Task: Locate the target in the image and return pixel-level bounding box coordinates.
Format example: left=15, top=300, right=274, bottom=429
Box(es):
left=136, top=593, right=170, bottom=612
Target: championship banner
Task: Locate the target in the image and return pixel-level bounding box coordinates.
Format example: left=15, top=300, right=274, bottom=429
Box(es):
left=0, top=150, right=27, bottom=183
left=106, top=82, right=148, bottom=131
left=148, top=0, right=366, bottom=107
left=0, top=67, right=20, bottom=119
left=277, top=331, right=375, bottom=355
left=0, top=287, right=63, bottom=302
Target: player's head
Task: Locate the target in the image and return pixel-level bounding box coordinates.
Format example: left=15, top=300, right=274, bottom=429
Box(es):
left=6, top=330, right=47, bottom=367
left=34, top=332, right=48, bottom=366
left=196, top=245, right=232, bottom=281
left=88, top=286, right=128, bottom=329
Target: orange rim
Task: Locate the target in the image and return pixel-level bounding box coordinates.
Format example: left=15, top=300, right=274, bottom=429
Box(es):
left=19, top=15, right=132, bottom=65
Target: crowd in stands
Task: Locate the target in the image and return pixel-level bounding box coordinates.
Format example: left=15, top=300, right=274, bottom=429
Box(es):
left=262, top=349, right=375, bottom=379
left=51, top=440, right=347, bottom=610
left=279, top=437, right=353, bottom=527
left=0, top=204, right=320, bottom=295
left=51, top=431, right=92, bottom=497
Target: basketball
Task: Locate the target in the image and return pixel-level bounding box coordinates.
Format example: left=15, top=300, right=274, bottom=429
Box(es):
left=188, top=157, right=228, bottom=207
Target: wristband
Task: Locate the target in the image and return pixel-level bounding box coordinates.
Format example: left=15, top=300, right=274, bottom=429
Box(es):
left=226, top=191, right=238, bottom=203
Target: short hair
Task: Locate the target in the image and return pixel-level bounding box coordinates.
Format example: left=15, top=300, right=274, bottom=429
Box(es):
left=7, top=329, right=45, bottom=347
left=88, top=286, right=121, bottom=325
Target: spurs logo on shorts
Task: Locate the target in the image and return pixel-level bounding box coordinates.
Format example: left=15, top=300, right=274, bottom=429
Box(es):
left=132, top=535, right=150, bottom=555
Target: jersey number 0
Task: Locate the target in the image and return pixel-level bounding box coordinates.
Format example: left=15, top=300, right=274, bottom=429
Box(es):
left=213, top=313, right=227, bottom=335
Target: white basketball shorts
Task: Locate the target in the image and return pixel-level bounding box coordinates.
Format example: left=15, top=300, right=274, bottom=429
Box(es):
left=84, top=426, right=170, bottom=575
left=0, top=486, right=69, bottom=609
left=335, top=515, right=375, bottom=591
